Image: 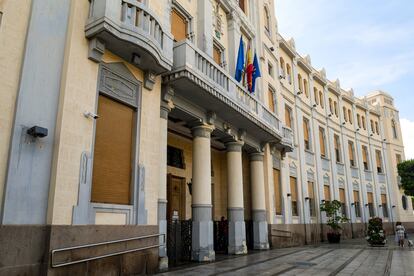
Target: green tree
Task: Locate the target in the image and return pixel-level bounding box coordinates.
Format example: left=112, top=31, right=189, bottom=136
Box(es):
left=320, top=200, right=349, bottom=233
left=397, top=159, right=414, bottom=196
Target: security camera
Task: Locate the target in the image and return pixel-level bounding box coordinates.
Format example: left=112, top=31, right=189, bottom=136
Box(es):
left=84, top=111, right=100, bottom=119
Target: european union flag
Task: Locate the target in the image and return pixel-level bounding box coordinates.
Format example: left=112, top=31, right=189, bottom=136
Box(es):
left=234, top=36, right=245, bottom=82
left=251, top=52, right=261, bottom=93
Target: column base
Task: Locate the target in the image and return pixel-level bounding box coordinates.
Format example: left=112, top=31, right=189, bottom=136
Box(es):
left=228, top=208, right=247, bottom=255
left=192, top=205, right=215, bottom=262
left=252, top=209, right=269, bottom=250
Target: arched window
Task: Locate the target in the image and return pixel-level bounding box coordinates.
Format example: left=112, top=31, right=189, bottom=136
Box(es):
left=343, top=106, right=348, bottom=122
left=298, top=74, right=303, bottom=92
left=357, top=114, right=361, bottom=128
left=319, top=91, right=324, bottom=108
left=279, top=57, right=285, bottom=76
left=314, top=88, right=319, bottom=105
left=329, top=98, right=333, bottom=114
left=348, top=109, right=352, bottom=124
left=402, top=195, right=408, bottom=210
left=362, top=116, right=366, bottom=130
left=303, top=79, right=309, bottom=98
left=286, top=63, right=292, bottom=84
left=334, top=101, right=338, bottom=117
left=264, top=6, right=271, bottom=34
left=392, top=120, right=398, bottom=139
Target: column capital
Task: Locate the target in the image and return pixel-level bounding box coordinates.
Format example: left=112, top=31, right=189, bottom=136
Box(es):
left=225, top=141, right=244, bottom=152
left=250, top=152, right=264, bottom=162
left=191, top=124, right=214, bottom=138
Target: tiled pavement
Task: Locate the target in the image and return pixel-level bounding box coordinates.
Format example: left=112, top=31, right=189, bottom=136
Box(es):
left=159, top=237, right=414, bottom=276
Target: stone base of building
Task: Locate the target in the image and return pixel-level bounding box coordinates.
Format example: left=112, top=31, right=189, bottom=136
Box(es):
left=0, top=225, right=159, bottom=276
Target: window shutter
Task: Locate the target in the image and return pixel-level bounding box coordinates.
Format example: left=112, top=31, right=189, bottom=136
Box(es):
left=303, top=119, right=309, bottom=142
left=213, top=45, right=221, bottom=65
left=319, top=128, right=326, bottom=156
left=362, top=146, right=368, bottom=163
left=308, top=182, right=314, bottom=198
left=339, top=188, right=346, bottom=203
left=376, top=151, right=381, bottom=169
left=381, top=194, right=387, bottom=204
left=324, top=185, right=331, bottom=201
left=274, top=169, right=282, bottom=215
left=285, top=106, right=291, bottom=128
left=353, top=191, right=359, bottom=203
left=92, top=95, right=134, bottom=205
left=268, top=90, right=275, bottom=112
left=367, top=192, right=374, bottom=203
left=171, top=9, right=187, bottom=42
left=348, top=142, right=354, bottom=163
left=290, top=177, right=297, bottom=200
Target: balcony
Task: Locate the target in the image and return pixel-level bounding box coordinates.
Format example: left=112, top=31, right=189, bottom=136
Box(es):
left=85, top=0, right=173, bottom=74
left=163, top=41, right=293, bottom=150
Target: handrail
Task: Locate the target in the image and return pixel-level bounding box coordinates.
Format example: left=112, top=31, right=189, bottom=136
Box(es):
left=51, top=233, right=165, bottom=268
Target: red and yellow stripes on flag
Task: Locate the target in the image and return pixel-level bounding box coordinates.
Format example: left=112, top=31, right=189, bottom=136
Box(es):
left=245, top=44, right=254, bottom=92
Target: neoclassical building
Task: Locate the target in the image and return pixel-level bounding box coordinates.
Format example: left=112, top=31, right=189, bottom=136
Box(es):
left=0, top=0, right=412, bottom=274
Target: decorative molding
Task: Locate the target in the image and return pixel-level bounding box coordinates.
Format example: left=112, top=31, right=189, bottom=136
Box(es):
left=144, top=70, right=156, bottom=90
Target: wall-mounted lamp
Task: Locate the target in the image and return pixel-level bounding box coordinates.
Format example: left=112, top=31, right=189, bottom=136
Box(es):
left=356, top=128, right=360, bottom=131
left=305, top=197, right=310, bottom=200
left=270, top=46, right=275, bottom=51
left=321, top=200, right=326, bottom=203
left=392, top=205, right=396, bottom=208
left=287, top=193, right=291, bottom=197
left=365, top=204, right=369, bottom=207
left=379, top=205, right=382, bottom=207
left=27, top=126, right=48, bottom=138
left=297, top=91, right=302, bottom=95
left=351, top=202, right=355, bottom=206
left=84, top=111, right=99, bottom=119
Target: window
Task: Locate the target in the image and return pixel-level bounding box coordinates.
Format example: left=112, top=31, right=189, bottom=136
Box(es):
left=268, top=89, right=275, bottom=113
left=343, top=107, right=348, bottom=122
left=285, top=105, right=292, bottom=128
left=213, top=44, right=222, bottom=65
left=357, top=114, right=361, bottom=128
left=376, top=150, right=383, bottom=173
left=362, top=146, right=369, bottom=170
left=239, top=0, right=246, bottom=13
left=298, top=74, right=303, bottom=92
left=308, top=181, right=316, bottom=217
left=319, top=127, right=326, bottom=158
left=268, top=62, right=273, bottom=77
left=290, top=177, right=298, bottom=216
left=274, top=169, right=282, bottom=215
left=171, top=9, right=187, bottom=42
left=375, top=121, right=379, bottom=135
left=396, top=154, right=402, bottom=164
left=348, top=141, right=355, bottom=167
left=92, top=95, right=135, bottom=205
left=381, top=194, right=388, bottom=218
left=324, top=185, right=331, bottom=203
left=334, top=134, right=341, bottom=163
left=362, top=116, right=366, bottom=130
left=264, top=6, right=271, bottom=34
left=314, top=87, right=319, bottom=105
left=353, top=190, right=361, bottom=217
left=303, top=118, right=311, bottom=150
left=370, top=119, right=374, bottom=133
left=334, top=101, right=338, bottom=117
left=329, top=98, right=333, bottom=114
left=339, top=188, right=346, bottom=217
left=367, top=192, right=374, bottom=217
left=303, top=79, right=309, bottom=98
left=348, top=109, right=353, bottom=124
left=286, top=64, right=292, bottom=84
left=279, top=57, right=285, bottom=77
left=402, top=195, right=408, bottom=210
left=167, top=146, right=185, bottom=169
left=392, top=120, right=398, bottom=139
left=319, top=91, right=324, bottom=108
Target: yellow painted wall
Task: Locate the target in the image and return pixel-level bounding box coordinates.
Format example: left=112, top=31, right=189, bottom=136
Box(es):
left=0, top=0, right=32, bottom=213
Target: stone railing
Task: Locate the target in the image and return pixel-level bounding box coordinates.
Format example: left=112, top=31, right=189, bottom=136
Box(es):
left=85, top=0, right=173, bottom=73
left=282, top=126, right=293, bottom=146
left=171, top=41, right=288, bottom=140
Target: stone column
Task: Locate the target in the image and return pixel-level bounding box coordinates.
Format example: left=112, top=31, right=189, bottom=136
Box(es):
left=191, top=124, right=215, bottom=262
left=226, top=141, right=247, bottom=255
left=250, top=152, right=269, bottom=250
left=158, top=87, right=173, bottom=270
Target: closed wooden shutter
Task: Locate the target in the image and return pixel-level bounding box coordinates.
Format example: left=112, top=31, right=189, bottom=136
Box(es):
left=324, top=185, right=331, bottom=201
left=367, top=192, right=374, bottom=203
left=290, top=177, right=297, bottom=201
left=319, top=91, right=324, bottom=108
left=92, top=95, right=134, bottom=205
left=362, top=146, right=368, bottom=164
left=308, top=182, right=314, bottom=199
left=353, top=190, right=359, bottom=203
left=171, top=9, right=187, bottom=42
left=268, top=90, right=275, bottom=113
left=303, top=119, right=309, bottom=143
left=348, top=142, right=354, bottom=164
left=348, top=110, right=352, bottom=124
left=314, top=88, right=318, bottom=105
left=239, top=0, right=245, bottom=12
left=213, top=45, right=221, bottom=65
left=376, top=150, right=382, bottom=170
left=285, top=106, right=291, bottom=128
left=273, top=169, right=282, bottom=215
left=381, top=194, right=387, bottom=204
left=343, top=107, right=347, bottom=122
left=339, top=188, right=346, bottom=203
left=357, top=114, right=361, bottom=128
left=319, top=128, right=326, bottom=157
left=329, top=98, right=333, bottom=113
left=334, top=135, right=338, bottom=150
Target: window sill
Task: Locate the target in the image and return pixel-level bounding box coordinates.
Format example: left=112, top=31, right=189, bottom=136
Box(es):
left=336, top=161, right=344, bottom=165
left=305, top=149, right=314, bottom=154
left=364, top=170, right=372, bottom=173
left=321, top=156, right=330, bottom=161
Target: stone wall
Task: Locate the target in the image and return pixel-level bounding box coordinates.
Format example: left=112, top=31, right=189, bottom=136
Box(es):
left=0, top=225, right=159, bottom=276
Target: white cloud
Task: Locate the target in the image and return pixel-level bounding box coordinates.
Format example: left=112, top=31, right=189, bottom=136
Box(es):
left=400, top=118, right=414, bottom=160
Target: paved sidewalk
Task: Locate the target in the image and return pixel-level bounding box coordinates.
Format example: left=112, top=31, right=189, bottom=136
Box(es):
left=159, top=237, right=414, bottom=276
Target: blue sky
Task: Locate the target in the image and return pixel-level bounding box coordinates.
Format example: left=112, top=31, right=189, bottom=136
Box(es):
left=275, top=0, right=414, bottom=158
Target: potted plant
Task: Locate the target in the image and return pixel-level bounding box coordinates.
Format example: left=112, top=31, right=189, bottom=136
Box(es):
left=320, top=200, right=349, bottom=243
left=366, top=217, right=386, bottom=246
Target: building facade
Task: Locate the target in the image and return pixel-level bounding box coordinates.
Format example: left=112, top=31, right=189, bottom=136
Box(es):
left=0, top=0, right=412, bottom=274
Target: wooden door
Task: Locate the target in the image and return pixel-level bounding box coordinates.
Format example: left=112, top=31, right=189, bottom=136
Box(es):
left=167, top=174, right=186, bottom=221
left=273, top=169, right=282, bottom=215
